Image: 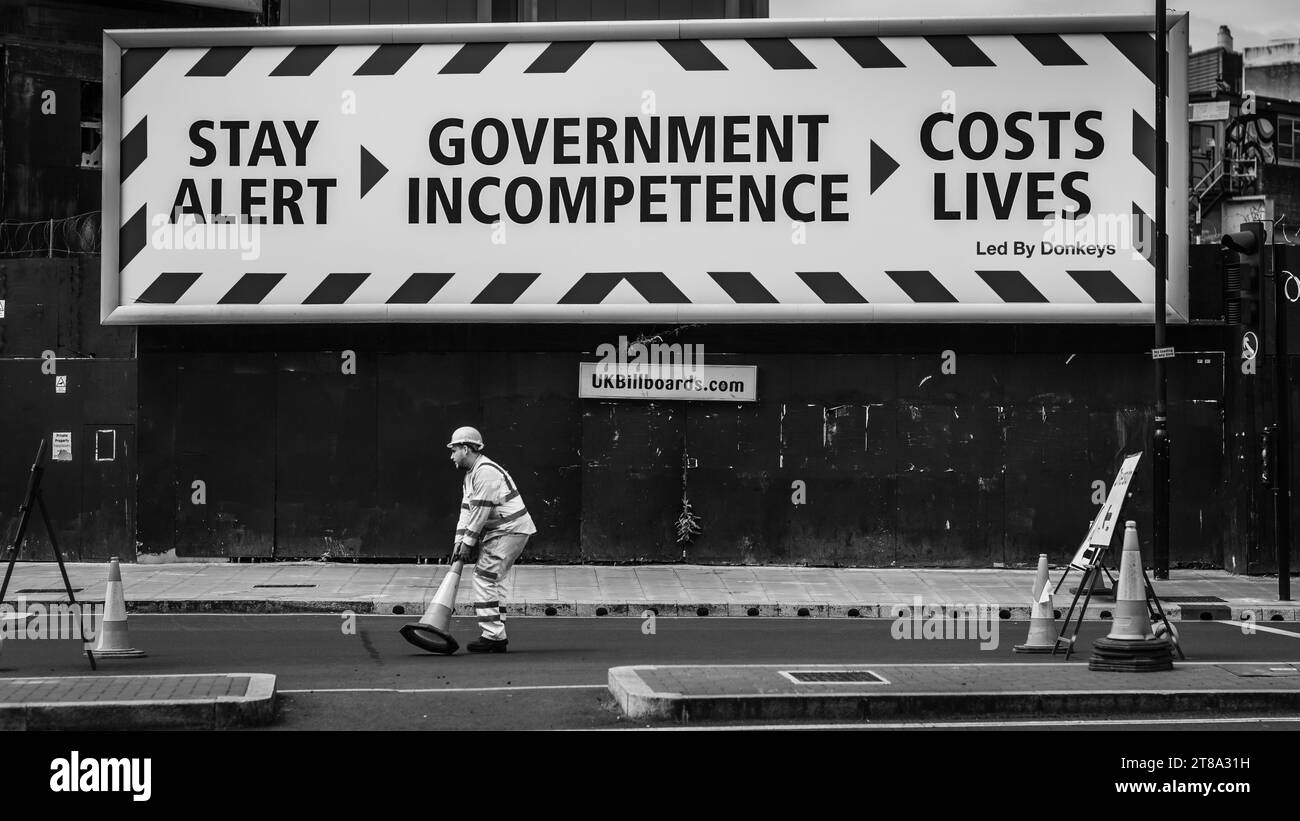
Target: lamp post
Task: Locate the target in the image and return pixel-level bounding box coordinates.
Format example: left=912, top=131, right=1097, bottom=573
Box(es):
left=1153, top=1, right=1170, bottom=580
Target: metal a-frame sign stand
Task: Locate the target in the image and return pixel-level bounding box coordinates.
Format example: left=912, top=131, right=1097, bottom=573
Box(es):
left=1055, top=548, right=1184, bottom=661
left=0, top=440, right=97, bottom=670
left=1053, top=543, right=1112, bottom=661
left=1051, top=452, right=1183, bottom=660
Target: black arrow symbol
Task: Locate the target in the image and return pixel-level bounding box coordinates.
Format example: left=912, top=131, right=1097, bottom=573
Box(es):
left=360, top=145, right=388, bottom=199
left=870, top=140, right=899, bottom=194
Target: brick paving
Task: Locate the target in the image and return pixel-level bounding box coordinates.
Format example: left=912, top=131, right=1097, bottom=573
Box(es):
left=0, top=674, right=250, bottom=704
left=2, top=561, right=1294, bottom=619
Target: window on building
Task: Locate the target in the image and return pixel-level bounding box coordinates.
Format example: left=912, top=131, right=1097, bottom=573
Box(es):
left=80, top=80, right=102, bottom=169
left=1280, top=115, right=1297, bottom=165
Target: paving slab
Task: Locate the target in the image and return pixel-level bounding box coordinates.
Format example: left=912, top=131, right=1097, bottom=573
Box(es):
left=0, top=673, right=277, bottom=730
left=1, top=562, right=1295, bottom=620
left=608, top=662, right=1300, bottom=722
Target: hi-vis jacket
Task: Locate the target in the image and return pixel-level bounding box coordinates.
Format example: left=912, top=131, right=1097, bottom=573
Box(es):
left=455, top=456, right=537, bottom=550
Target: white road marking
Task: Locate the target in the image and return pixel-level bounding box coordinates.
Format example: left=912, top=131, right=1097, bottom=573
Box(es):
left=1213, top=620, right=1300, bottom=639
left=594, top=716, right=1300, bottom=731
left=608, top=660, right=1300, bottom=669
left=280, top=684, right=606, bottom=695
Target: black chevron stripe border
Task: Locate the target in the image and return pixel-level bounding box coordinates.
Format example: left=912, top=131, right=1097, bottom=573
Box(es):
left=186, top=46, right=251, bottom=77
left=1067, top=270, right=1141, bottom=303
left=122, top=48, right=167, bottom=94
left=270, top=45, right=337, bottom=76
left=355, top=44, right=421, bottom=76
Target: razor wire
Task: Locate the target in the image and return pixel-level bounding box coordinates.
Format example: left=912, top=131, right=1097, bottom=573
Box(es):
left=0, top=212, right=102, bottom=258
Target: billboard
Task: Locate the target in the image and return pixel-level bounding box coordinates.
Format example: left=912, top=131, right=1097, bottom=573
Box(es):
left=102, top=15, right=1188, bottom=324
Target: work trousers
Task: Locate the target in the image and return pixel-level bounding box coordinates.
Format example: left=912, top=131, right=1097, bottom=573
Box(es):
left=472, top=532, right=529, bottom=640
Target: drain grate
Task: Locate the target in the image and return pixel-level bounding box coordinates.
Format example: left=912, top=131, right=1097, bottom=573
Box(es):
left=15, top=588, right=84, bottom=594
left=251, top=584, right=317, bottom=588
left=783, top=670, right=886, bottom=684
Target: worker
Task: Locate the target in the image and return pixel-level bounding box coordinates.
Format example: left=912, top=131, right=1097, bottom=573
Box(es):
left=448, top=426, right=536, bottom=653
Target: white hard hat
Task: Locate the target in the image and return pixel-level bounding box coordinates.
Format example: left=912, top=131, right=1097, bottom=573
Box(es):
left=447, top=426, right=484, bottom=449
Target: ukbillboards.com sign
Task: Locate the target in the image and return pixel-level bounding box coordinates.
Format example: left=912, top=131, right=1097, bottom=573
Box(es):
left=102, top=15, right=1188, bottom=324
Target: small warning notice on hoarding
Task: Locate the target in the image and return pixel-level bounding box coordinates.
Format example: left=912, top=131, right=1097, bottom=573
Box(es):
left=52, top=432, right=73, bottom=461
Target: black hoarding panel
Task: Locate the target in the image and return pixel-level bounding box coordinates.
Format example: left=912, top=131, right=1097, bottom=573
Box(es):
left=275, top=351, right=379, bottom=559
left=173, top=354, right=275, bottom=558
left=0, top=359, right=134, bottom=560
left=0, top=362, right=79, bottom=560
left=376, top=353, right=479, bottom=559
left=79, top=424, right=134, bottom=561
left=690, top=355, right=896, bottom=566
left=137, top=352, right=178, bottom=556
left=0, top=260, right=60, bottom=357
left=894, top=472, right=1003, bottom=567
left=1169, top=399, right=1226, bottom=567
left=893, top=355, right=1004, bottom=565
left=1003, top=403, right=1091, bottom=566
left=480, top=353, right=582, bottom=562
left=580, top=402, right=682, bottom=561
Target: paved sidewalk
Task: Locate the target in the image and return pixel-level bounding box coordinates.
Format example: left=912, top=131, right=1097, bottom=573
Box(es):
left=0, top=673, right=277, bottom=729
left=1, top=561, right=1296, bottom=620
left=608, top=662, right=1300, bottom=722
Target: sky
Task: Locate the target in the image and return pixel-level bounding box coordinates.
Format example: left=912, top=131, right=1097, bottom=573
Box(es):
left=771, top=1, right=1300, bottom=54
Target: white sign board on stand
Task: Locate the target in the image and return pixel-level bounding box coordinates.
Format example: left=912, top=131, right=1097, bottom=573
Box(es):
left=1070, top=451, right=1143, bottom=570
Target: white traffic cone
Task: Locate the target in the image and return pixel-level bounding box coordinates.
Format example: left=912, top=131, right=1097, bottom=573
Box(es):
left=91, top=557, right=145, bottom=658
left=1089, top=521, right=1173, bottom=672
left=399, top=559, right=464, bottom=655
left=1107, top=522, right=1154, bottom=640
left=1014, top=554, right=1059, bottom=653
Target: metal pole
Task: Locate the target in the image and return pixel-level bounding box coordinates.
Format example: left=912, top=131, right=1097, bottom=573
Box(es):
left=1274, top=242, right=1292, bottom=599
left=1153, top=2, right=1170, bottom=579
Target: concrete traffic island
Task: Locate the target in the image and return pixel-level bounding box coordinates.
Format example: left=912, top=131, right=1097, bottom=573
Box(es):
left=608, top=662, right=1300, bottom=723
left=0, top=673, right=277, bottom=730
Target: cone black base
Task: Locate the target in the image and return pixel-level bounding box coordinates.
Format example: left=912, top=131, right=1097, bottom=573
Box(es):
left=1088, top=636, right=1174, bottom=672
left=399, top=623, right=459, bottom=655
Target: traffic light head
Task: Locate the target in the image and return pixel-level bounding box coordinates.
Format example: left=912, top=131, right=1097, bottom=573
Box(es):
left=1221, top=229, right=1260, bottom=255
left=1221, top=222, right=1266, bottom=327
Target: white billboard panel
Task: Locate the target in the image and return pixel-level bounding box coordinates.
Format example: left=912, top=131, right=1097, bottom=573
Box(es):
left=103, top=15, right=1189, bottom=324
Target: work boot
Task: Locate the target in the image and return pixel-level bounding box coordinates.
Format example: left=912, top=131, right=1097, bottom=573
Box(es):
left=466, top=636, right=508, bottom=654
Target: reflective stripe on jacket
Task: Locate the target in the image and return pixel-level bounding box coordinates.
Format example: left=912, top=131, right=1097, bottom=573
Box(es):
left=455, top=456, right=537, bottom=548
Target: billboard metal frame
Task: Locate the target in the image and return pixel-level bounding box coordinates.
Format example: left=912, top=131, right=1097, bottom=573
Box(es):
left=102, top=14, right=1189, bottom=325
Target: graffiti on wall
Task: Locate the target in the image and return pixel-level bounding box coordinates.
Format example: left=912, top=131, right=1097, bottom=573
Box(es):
left=1224, top=91, right=1277, bottom=172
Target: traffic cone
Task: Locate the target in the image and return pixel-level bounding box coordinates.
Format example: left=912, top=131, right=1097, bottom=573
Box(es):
left=1089, top=522, right=1173, bottom=672
left=1014, top=554, right=1058, bottom=653
left=91, top=557, right=145, bottom=658
left=399, top=559, right=464, bottom=655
